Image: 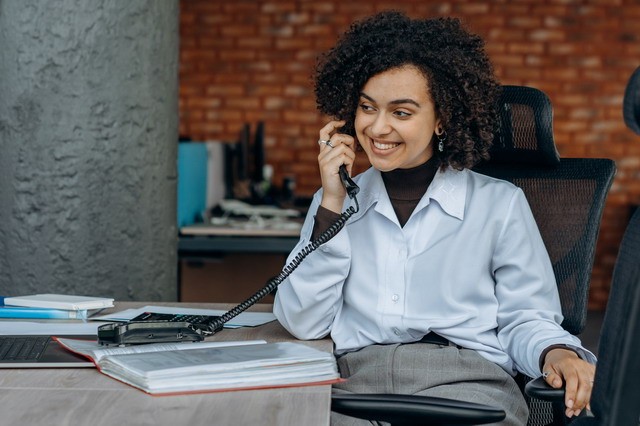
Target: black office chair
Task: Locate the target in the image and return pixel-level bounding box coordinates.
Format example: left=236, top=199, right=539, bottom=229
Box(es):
left=623, top=66, right=640, bottom=135
left=475, top=86, right=615, bottom=426
left=526, top=208, right=640, bottom=426
left=572, top=208, right=640, bottom=426
left=476, top=86, right=616, bottom=338
left=331, top=85, right=616, bottom=425
left=526, top=66, right=640, bottom=426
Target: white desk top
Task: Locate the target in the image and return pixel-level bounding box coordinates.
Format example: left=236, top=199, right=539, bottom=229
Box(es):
left=0, top=302, right=332, bottom=426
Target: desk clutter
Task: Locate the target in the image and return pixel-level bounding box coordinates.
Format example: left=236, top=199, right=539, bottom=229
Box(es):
left=178, top=122, right=309, bottom=232
left=0, top=301, right=341, bottom=396
left=182, top=199, right=303, bottom=237
left=57, top=338, right=341, bottom=395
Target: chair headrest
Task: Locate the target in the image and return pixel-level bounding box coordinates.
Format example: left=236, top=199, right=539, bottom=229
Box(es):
left=489, top=85, right=561, bottom=166
left=624, top=66, right=640, bottom=135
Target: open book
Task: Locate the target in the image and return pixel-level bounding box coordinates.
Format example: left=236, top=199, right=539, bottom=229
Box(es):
left=56, top=338, right=341, bottom=395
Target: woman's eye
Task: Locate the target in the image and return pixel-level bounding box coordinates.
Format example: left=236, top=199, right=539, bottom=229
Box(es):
left=394, top=110, right=411, bottom=118
left=359, top=103, right=375, bottom=112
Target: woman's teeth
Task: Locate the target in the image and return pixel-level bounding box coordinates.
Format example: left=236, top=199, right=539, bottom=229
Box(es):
left=373, top=140, right=399, bottom=150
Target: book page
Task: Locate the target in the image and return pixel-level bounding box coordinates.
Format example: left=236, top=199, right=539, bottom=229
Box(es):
left=55, top=337, right=267, bottom=363
left=102, top=342, right=334, bottom=378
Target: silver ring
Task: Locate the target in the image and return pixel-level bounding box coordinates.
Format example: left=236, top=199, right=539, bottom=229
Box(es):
left=542, top=371, right=551, bottom=379
left=326, top=140, right=334, bottom=148
left=318, top=139, right=330, bottom=146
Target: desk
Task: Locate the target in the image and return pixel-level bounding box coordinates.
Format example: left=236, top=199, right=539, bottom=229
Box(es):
left=178, top=234, right=298, bottom=256
left=178, top=223, right=299, bottom=256
left=0, top=302, right=332, bottom=426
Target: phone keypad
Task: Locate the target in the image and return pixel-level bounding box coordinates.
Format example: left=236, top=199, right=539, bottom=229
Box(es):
left=130, top=312, right=219, bottom=325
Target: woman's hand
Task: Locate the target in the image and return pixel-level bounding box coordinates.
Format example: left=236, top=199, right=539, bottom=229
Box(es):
left=541, top=348, right=596, bottom=418
left=317, top=120, right=356, bottom=213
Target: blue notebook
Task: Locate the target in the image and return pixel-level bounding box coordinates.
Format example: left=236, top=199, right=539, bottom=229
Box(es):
left=0, top=304, right=88, bottom=320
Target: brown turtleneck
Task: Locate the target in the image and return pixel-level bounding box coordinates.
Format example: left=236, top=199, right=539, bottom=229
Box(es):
left=312, top=157, right=439, bottom=239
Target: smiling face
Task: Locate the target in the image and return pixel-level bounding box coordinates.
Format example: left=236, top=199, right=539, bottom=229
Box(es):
left=355, top=65, right=441, bottom=171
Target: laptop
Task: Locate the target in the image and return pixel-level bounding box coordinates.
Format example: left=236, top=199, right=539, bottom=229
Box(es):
left=0, top=335, right=96, bottom=368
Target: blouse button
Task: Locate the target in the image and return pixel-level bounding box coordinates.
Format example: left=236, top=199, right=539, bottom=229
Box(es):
left=392, top=294, right=399, bottom=302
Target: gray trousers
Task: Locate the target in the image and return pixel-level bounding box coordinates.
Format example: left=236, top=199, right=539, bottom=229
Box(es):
left=332, top=343, right=528, bottom=426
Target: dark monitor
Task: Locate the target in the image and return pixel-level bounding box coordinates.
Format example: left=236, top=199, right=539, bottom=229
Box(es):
left=253, top=121, right=265, bottom=182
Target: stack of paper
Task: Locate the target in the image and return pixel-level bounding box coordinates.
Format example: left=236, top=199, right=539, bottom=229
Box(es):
left=0, top=294, right=114, bottom=320
left=56, top=338, right=341, bottom=395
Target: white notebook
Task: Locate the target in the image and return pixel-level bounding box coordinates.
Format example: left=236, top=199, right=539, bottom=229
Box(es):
left=3, top=294, right=114, bottom=311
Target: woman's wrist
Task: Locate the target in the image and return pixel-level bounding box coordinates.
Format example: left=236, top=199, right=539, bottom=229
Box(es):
left=320, top=193, right=345, bottom=214
left=540, top=344, right=578, bottom=370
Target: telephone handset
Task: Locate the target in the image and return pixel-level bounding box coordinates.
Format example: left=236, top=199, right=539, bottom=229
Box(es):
left=98, top=164, right=360, bottom=346
left=339, top=165, right=359, bottom=199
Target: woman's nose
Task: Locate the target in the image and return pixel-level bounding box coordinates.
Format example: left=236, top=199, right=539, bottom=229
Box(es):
left=370, top=113, right=392, bottom=136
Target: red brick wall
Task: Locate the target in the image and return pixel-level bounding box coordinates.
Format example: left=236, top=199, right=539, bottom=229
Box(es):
left=179, top=0, right=640, bottom=310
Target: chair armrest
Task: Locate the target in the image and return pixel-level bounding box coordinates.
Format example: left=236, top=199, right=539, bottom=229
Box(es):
left=331, top=393, right=505, bottom=425
left=524, top=377, right=565, bottom=402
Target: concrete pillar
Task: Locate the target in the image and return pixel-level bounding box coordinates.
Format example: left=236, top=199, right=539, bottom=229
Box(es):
left=0, top=0, right=179, bottom=301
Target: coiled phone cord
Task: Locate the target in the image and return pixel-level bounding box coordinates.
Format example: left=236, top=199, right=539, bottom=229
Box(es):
left=208, top=196, right=360, bottom=333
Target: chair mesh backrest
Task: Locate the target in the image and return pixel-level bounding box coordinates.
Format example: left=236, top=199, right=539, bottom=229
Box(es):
left=475, top=85, right=616, bottom=336
left=476, top=86, right=615, bottom=426
left=489, top=85, right=560, bottom=166
left=590, top=209, right=640, bottom=425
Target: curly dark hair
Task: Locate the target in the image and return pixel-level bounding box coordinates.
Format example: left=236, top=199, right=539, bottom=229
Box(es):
left=314, top=11, right=501, bottom=170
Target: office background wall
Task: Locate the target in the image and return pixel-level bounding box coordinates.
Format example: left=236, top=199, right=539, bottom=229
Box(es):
left=0, top=0, right=179, bottom=301
left=178, top=0, right=640, bottom=310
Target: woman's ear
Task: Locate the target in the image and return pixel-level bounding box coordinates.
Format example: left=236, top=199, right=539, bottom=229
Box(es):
left=435, top=119, right=444, bottom=136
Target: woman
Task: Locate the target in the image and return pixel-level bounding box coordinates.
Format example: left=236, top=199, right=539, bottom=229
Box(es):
left=273, top=11, right=595, bottom=425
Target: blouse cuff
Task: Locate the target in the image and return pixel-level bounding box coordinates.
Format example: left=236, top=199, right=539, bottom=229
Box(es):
left=311, top=205, right=342, bottom=241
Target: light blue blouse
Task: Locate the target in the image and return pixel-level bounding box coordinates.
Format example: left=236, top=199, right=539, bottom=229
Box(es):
left=273, top=166, right=595, bottom=378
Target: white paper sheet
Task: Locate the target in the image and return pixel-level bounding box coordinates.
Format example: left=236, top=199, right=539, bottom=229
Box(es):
left=0, top=320, right=110, bottom=335
left=89, top=305, right=276, bottom=328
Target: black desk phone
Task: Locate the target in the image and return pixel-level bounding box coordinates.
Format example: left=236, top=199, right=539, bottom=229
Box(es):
left=98, top=166, right=359, bottom=346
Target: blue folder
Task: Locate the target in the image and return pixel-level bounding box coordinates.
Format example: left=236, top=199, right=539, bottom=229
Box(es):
left=177, top=143, right=208, bottom=227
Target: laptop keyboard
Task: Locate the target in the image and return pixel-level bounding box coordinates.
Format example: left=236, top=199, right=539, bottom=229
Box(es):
left=0, top=336, right=49, bottom=361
